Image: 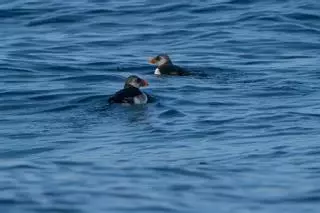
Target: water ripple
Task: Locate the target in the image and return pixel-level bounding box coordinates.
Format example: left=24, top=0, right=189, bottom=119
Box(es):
left=1, top=0, right=320, bottom=212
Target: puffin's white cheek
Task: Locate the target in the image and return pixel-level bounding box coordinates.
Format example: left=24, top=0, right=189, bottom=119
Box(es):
left=130, top=82, right=140, bottom=88
left=154, top=68, right=161, bottom=75
left=159, top=58, right=167, bottom=66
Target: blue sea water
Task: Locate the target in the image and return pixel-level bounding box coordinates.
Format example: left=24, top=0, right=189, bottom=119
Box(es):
left=1, top=0, right=320, bottom=212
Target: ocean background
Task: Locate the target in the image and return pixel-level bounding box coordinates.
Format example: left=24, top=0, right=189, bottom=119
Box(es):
left=1, top=0, right=320, bottom=212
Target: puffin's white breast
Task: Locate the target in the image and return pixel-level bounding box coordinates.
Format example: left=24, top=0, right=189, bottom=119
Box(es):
left=154, top=68, right=161, bottom=75
left=133, top=93, right=148, bottom=104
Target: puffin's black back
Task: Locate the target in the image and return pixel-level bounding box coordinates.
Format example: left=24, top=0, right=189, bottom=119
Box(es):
left=159, top=65, right=190, bottom=76
left=108, top=87, right=142, bottom=104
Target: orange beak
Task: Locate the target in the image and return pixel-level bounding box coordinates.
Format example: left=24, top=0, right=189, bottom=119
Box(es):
left=148, top=57, right=157, bottom=64
left=141, top=79, right=149, bottom=87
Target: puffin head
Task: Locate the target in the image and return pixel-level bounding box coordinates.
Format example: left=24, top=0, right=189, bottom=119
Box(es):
left=124, top=75, right=149, bottom=89
left=148, top=54, right=173, bottom=67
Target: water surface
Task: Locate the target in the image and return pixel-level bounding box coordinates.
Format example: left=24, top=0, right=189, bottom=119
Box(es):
left=1, top=0, right=320, bottom=212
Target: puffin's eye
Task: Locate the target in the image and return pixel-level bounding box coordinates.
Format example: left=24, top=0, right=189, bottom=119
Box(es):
left=155, top=56, right=161, bottom=60
left=136, top=78, right=142, bottom=83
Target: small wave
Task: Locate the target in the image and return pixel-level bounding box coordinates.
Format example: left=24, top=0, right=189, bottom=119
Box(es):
left=39, top=104, right=80, bottom=113
left=148, top=166, right=212, bottom=179
left=52, top=74, right=122, bottom=83
left=1, top=147, right=55, bottom=158
left=27, top=13, right=88, bottom=27
left=158, top=109, right=186, bottom=119
left=285, top=12, right=320, bottom=22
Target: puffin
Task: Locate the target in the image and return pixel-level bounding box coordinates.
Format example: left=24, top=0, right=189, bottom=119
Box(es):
left=108, top=75, right=149, bottom=105
left=148, top=54, right=190, bottom=76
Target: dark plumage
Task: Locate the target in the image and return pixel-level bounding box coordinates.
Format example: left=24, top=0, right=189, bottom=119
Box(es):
left=108, top=75, right=149, bottom=105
